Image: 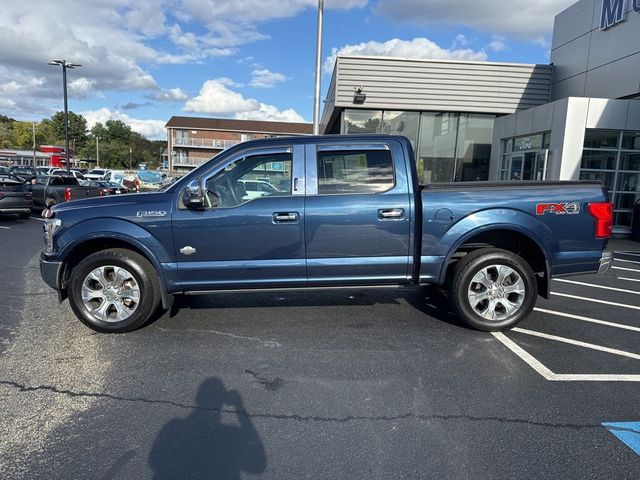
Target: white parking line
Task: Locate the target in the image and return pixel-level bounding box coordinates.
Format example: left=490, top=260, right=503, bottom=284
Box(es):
left=29, top=217, right=44, bottom=222
left=492, top=332, right=640, bottom=382
left=613, top=266, right=640, bottom=273
left=491, top=332, right=556, bottom=379
left=554, top=278, right=640, bottom=295
left=512, top=328, right=640, bottom=360
left=534, top=307, right=640, bottom=332
left=619, top=277, right=640, bottom=284
left=0, top=226, right=10, bottom=230
left=551, top=292, right=640, bottom=310
left=617, top=251, right=640, bottom=257
left=615, top=258, right=640, bottom=265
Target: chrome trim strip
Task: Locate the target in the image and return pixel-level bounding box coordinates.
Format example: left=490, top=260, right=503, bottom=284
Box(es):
left=318, top=144, right=391, bottom=152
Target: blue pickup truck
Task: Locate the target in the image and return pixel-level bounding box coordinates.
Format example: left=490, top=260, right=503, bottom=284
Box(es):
left=40, top=135, right=613, bottom=333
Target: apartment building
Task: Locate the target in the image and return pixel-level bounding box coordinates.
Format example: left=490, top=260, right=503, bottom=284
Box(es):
left=165, top=116, right=312, bottom=172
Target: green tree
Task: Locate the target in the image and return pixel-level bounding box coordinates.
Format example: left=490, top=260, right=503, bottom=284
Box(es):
left=0, top=115, right=15, bottom=148
left=49, top=111, right=88, bottom=151
left=11, top=121, right=37, bottom=149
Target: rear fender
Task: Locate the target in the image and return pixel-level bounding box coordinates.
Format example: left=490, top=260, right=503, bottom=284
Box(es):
left=436, top=209, right=555, bottom=289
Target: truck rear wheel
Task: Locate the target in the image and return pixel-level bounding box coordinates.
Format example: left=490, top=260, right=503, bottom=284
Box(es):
left=68, top=248, right=161, bottom=333
left=449, top=248, right=537, bottom=331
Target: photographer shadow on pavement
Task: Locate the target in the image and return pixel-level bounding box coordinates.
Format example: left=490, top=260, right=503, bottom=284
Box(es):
left=149, top=377, right=267, bottom=480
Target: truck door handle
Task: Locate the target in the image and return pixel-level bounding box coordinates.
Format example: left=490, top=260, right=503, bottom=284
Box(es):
left=273, top=212, right=299, bottom=223
left=378, top=208, right=404, bottom=220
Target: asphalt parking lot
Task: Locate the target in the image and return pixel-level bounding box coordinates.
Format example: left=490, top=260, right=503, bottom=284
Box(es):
left=0, top=214, right=639, bottom=479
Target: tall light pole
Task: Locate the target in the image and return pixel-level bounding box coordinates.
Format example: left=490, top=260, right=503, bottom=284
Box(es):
left=129, top=147, right=132, bottom=171
left=312, top=0, right=324, bottom=135
left=96, top=136, right=100, bottom=168
left=48, top=60, right=81, bottom=173
left=32, top=122, right=37, bottom=168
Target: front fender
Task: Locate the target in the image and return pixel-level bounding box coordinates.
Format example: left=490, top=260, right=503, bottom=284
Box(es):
left=56, top=218, right=177, bottom=302
left=436, top=208, right=555, bottom=285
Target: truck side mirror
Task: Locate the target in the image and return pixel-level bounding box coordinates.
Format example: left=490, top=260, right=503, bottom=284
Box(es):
left=183, top=178, right=205, bottom=210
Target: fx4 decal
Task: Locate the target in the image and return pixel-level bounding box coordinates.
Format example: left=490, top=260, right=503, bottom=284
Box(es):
left=536, top=203, right=580, bottom=216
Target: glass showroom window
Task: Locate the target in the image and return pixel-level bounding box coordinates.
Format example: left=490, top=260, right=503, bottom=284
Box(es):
left=342, top=110, right=383, bottom=134
left=579, top=130, right=640, bottom=229
left=499, top=133, right=550, bottom=181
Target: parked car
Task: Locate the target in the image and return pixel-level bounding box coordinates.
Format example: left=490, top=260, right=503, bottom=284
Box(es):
left=9, top=165, right=37, bottom=183
left=50, top=169, right=87, bottom=183
left=239, top=179, right=281, bottom=200
left=39, top=135, right=613, bottom=333
left=0, top=173, right=32, bottom=218
left=136, top=170, right=164, bottom=191
left=37, top=166, right=55, bottom=177
left=86, top=180, right=131, bottom=195
left=32, top=175, right=103, bottom=207
left=85, top=168, right=111, bottom=180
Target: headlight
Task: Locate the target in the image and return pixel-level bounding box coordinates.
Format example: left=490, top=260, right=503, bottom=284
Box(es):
left=43, top=219, right=62, bottom=254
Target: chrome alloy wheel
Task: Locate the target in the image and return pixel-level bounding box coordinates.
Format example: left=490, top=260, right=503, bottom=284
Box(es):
left=81, top=265, right=141, bottom=323
left=467, top=264, right=526, bottom=321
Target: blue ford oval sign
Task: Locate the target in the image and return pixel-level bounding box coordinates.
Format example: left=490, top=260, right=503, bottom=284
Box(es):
left=600, top=0, right=640, bottom=30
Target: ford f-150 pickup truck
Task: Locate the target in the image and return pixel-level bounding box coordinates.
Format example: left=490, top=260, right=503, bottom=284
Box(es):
left=39, top=135, right=613, bottom=333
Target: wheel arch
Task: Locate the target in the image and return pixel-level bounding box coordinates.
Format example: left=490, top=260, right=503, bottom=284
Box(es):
left=440, top=224, right=552, bottom=299
left=58, top=234, right=174, bottom=309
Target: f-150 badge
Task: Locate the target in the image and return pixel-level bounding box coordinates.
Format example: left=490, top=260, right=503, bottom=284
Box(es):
left=137, top=210, right=167, bottom=217
left=536, top=203, right=580, bottom=215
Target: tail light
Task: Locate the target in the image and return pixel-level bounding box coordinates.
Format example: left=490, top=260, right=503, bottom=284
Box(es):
left=64, top=188, right=72, bottom=202
left=588, top=202, right=613, bottom=239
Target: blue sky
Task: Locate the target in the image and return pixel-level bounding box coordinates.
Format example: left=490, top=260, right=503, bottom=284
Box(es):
left=0, top=0, right=576, bottom=138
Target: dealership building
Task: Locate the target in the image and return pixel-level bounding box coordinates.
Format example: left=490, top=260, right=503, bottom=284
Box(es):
left=320, top=0, right=640, bottom=232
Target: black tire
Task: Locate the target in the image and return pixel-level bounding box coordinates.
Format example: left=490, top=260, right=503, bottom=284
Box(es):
left=448, top=248, right=537, bottom=331
left=18, top=211, right=30, bottom=219
left=68, top=248, right=161, bottom=333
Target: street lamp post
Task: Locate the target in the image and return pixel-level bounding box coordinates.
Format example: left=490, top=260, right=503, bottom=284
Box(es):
left=129, top=147, right=132, bottom=171
left=96, top=136, right=100, bottom=168
left=312, top=0, right=324, bottom=135
left=48, top=60, right=81, bottom=173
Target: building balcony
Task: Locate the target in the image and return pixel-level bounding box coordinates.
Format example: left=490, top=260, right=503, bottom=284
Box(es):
left=172, top=156, right=211, bottom=168
left=173, top=137, right=240, bottom=149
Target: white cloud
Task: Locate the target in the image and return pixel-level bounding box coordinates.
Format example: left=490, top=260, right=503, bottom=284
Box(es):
left=149, top=88, right=190, bottom=102
left=69, top=78, right=97, bottom=97
left=488, top=35, right=508, bottom=52
left=184, top=79, right=305, bottom=122
left=452, top=34, right=470, bottom=49
left=323, top=38, right=488, bottom=74
left=83, top=108, right=167, bottom=140
left=249, top=69, right=289, bottom=88
left=376, top=0, right=575, bottom=40
left=180, top=0, right=367, bottom=47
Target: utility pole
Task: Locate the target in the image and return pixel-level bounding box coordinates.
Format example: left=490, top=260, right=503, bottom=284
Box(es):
left=48, top=60, right=81, bottom=173
left=129, top=147, right=132, bottom=171
left=32, top=122, right=36, bottom=168
left=312, top=0, right=324, bottom=135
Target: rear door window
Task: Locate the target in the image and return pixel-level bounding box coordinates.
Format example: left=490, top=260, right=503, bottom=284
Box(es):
left=317, top=150, right=394, bottom=195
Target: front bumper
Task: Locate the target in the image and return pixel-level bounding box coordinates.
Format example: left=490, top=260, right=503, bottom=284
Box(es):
left=40, top=255, right=63, bottom=291
left=598, top=251, right=613, bottom=274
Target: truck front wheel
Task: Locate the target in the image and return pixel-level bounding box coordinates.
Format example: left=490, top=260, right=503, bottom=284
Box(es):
left=68, top=248, right=161, bottom=333
left=449, top=248, right=537, bottom=331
